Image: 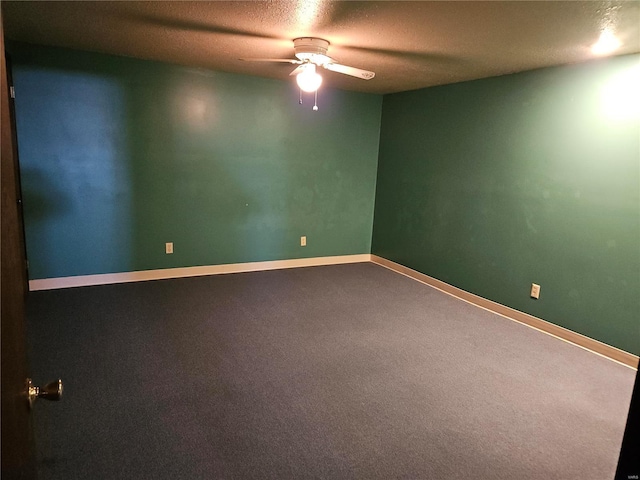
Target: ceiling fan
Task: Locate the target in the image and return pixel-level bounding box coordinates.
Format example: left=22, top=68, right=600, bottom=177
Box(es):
left=242, top=38, right=375, bottom=106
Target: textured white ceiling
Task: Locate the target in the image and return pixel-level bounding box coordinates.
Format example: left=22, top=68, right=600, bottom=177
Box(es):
left=3, top=1, right=640, bottom=94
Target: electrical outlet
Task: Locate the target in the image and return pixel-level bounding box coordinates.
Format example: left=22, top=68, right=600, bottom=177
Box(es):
left=166, top=242, right=173, bottom=254
left=530, top=283, right=540, bottom=299
left=300, top=236, right=307, bottom=247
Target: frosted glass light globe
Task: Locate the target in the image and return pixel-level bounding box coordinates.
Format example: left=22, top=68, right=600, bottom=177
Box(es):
left=296, top=64, right=323, bottom=92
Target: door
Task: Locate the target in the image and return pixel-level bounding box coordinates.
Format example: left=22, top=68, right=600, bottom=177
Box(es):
left=615, top=368, right=640, bottom=479
left=1, top=13, right=36, bottom=480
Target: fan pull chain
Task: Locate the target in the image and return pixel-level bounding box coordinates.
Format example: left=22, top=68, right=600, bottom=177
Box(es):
left=298, top=88, right=319, bottom=111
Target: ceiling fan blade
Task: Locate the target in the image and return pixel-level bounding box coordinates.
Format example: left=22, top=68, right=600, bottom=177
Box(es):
left=289, top=65, right=306, bottom=76
left=323, top=63, right=375, bottom=80
left=240, top=58, right=301, bottom=64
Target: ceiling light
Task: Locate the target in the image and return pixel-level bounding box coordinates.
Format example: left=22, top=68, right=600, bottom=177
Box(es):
left=296, top=64, right=323, bottom=93
left=592, top=29, right=621, bottom=56
left=601, top=63, right=640, bottom=121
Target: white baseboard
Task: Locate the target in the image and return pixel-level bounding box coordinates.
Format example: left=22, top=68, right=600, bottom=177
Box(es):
left=28, top=254, right=372, bottom=291
left=370, top=255, right=639, bottom=370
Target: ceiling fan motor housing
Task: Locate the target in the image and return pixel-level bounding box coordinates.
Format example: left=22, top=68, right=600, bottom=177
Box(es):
left=294, top=37, right=331, bottom=64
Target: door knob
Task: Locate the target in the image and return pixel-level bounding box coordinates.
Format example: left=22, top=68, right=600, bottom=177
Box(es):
left=26, top=378, right=63, bottom=409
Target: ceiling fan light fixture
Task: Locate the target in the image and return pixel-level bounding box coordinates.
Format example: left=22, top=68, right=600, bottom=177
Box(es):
left=296, top=64, right=323, bottom=93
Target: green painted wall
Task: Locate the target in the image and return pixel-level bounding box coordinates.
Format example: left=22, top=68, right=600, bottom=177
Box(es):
left=373, top=55, right=640, bottom=355
left=10, top=44, right=382, bottom=279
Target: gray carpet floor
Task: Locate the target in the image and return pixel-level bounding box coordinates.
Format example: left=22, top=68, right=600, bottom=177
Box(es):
left=26, top=262, right=635, bottom=479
